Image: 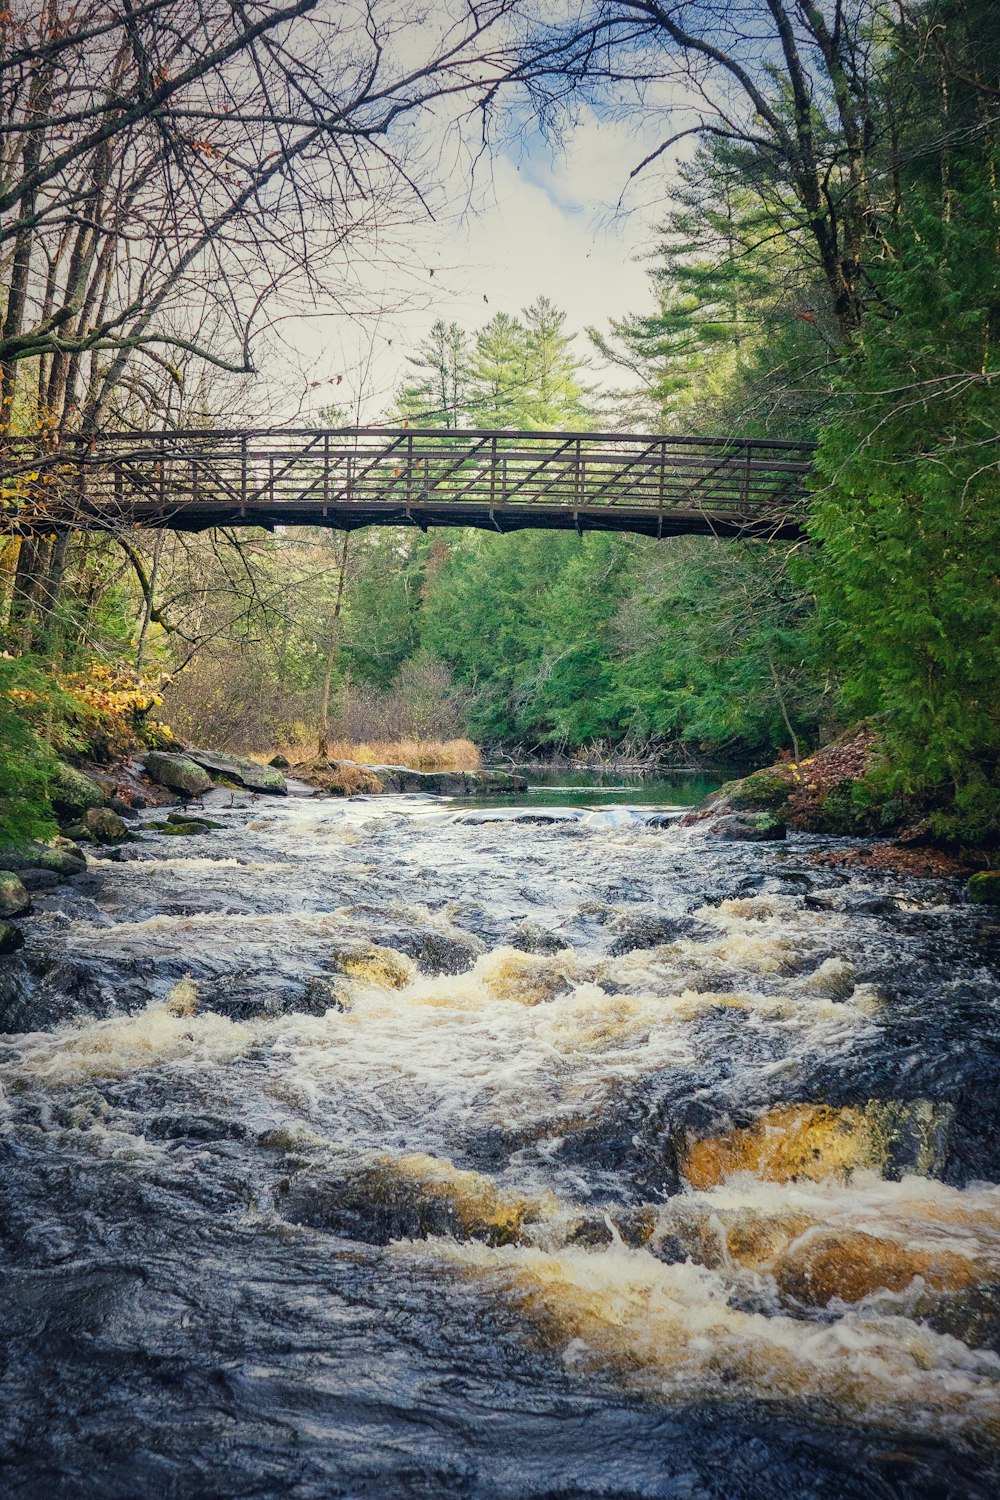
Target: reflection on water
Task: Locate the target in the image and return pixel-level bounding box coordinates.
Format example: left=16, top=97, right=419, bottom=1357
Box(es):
left=1, top=777, right=999, bottom=1498
left=457, top=765, right=724, bottom=811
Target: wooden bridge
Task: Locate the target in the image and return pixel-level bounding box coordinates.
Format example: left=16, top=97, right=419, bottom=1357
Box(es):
left=1, top=428, right=815, bottom=540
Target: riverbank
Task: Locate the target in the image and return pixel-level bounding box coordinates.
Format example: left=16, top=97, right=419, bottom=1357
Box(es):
left=685, top=727, right=998, bottom=882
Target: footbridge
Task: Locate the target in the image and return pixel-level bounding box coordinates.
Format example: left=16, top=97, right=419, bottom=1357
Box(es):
left=1, top=428, right=815, bottom=539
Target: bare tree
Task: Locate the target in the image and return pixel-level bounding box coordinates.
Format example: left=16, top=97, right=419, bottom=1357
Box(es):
left=507, top=1, right=907, bottom=339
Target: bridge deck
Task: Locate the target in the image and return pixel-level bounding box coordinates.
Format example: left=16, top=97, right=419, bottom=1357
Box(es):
left=1, top=427, right=815, bottom=539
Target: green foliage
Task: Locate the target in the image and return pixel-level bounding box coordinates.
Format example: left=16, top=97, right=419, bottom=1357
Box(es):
left=0, top=659, right=61, bottom=846
left=808, top=5, right=1000, bottom=841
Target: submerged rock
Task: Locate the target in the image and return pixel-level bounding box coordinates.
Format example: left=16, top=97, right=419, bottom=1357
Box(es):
left=185, top=748, right=287, bottom=795
left=143, top=751, right=213, bottom=798
left=0, top=870, right=31, bottom=918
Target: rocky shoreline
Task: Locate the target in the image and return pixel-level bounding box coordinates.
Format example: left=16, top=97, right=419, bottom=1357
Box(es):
left=684, top=727, right=998, bottom=894
left=0, top=745, right=530, bottom=952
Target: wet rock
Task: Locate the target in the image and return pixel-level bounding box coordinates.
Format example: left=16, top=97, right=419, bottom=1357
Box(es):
left=15, top=868, right=61, bottom=892
left=774, top=1229, right=974, bottom=1308
left=0, top=843, right=86, bottom=879
left=389, top=927, right=485, bottom=975
left=84, top=806, right=129, bottom=845
left=43, top=842, right=88, bottom=876
left=969, top=872, right=1000, bottom=906
left=608, top=914, right=682, bottom=956
left=142, top=751, right=213, bottom=798
left=279, top=1151, right=539, bottom=1247
left=167, top=810, right=224, bottom=830
left=0, top=955, right=117, bottom=1032
left=185, top=747, right=287, bottom=795
left=913, top=1282, right=1000, bottom=1354
left=328, top=761, right=527, bottom=796
left=707, top=812, right=787, bottom=842
left=0, top=920, right=24, bottom=954
left=508, top=922, right=567, bottom=956
left=49, top=762, right=106, bottom=820
left=146, top=815, right=219, bottom=836
left=299, top=976, right=348, bottom=1014
left=108, top=796, right=139, bottom=820
left=0, top=870, right=31, bottom=918
left=325, top=941, right=416, bottom=990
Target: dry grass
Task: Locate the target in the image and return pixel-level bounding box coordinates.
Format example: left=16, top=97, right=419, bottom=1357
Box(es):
left=263, top=738, right=481, bottom=772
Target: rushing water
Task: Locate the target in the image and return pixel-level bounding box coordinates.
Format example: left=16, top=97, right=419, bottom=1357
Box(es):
left=2, top=775, right=1000, bottom=1498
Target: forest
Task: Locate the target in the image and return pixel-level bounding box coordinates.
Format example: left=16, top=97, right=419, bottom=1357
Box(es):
left=0, top=0, right=998, bottom=844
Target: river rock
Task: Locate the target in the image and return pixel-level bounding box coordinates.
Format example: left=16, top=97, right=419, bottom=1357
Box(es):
left=184, top=748, right=287, bottom=794
left=49, top=762, right=107, bottom=819
left=0, top=871, right=31, bottom=918
left=0, top=920, right=24, bottom=954
left=269, top=753, right=290, bottom=769
left=84, top=807, right=129, bottom=845
left=142, top=751, right=213, bottom=798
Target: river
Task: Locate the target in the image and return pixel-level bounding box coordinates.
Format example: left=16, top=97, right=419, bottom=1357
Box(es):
left=2, top=772, right=999, bottom=1498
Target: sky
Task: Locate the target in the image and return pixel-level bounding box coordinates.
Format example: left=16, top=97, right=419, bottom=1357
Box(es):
left=275, top=105, right=674, bottom=425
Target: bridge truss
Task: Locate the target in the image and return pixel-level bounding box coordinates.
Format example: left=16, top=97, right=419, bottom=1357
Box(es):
left=1, top=428, right=815, bottom=539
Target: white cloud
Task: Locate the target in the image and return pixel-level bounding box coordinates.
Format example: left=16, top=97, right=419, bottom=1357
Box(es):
left=267, top=106, right=681, bottom=422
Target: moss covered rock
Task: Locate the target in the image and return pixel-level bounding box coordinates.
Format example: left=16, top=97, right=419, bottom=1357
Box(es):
left=143, top=751, right=213, bottom=798
left=50, top=762, right=107, bottom=820
left=185, top=748, right=287, bottom=795
left=722, top=766, right=795, bottom=813
left=968, top=872, right=1000, bottom=906
left=0, top=870, right=31, bottom=917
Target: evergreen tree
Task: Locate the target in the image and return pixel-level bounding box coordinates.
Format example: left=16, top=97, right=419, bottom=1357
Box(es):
left=394, top=320, right=470, bottom=427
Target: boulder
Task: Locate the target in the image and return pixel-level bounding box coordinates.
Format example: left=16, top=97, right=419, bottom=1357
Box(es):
left=0, top=871, right=31, bottom=918
left=0, top=921, right=24, bottom=955
left=84, top=806, right=129, bottom=845
left=0, top=843, right=86, bottom=879
left=185, top=748, right=287, bottom=795
left=269, top=753, right=290, bottom=769
left=142, top=751, right=213, bottom=798
left=15, top=868, right=61, bottom=892
left=969, top=872, right=1000, bottom=906
left=49, top=762, right=107, bottom=820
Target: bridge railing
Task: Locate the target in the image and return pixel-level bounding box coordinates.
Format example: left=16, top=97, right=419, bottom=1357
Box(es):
left=1, top=427, right=815, bottom=532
